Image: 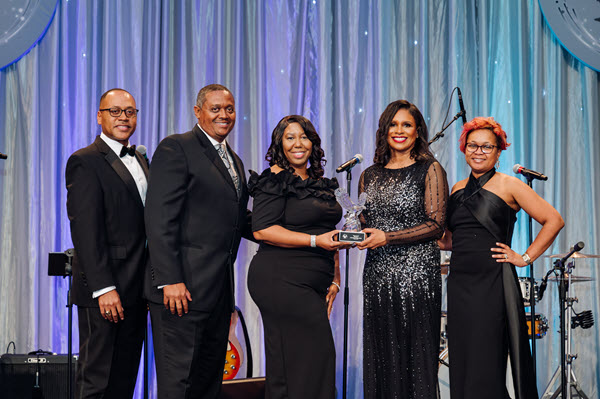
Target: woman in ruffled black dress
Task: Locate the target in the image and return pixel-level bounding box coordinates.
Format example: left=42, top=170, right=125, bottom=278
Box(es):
left=438, top=117, right=564, bottom=398
left=248, top=115, right=346, bottom=399
left=356, top=100, right=448, bottom=398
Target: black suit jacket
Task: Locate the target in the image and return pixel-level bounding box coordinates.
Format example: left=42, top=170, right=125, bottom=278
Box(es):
left=66, top=136, right=149, bottom=307
left=144, top=125, right=251, bottom=312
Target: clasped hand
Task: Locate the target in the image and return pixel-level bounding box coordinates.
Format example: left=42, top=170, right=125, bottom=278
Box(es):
left=315, top=230, right=353, bottom=251
left=355, top=228, right=387, bottom=250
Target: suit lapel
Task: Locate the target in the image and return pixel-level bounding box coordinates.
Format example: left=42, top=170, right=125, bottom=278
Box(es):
left=135, top=152, right=149, bottom=179
left=227, top=144, right=244, bottom=182
left=229, top=145, right=246, bottom=192
left=94, top=137, right=145, bottom=208
left=192, top=125, right=238, bottom=196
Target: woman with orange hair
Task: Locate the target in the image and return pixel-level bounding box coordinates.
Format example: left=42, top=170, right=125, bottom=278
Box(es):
left=438, top=117, right=563, bottom=398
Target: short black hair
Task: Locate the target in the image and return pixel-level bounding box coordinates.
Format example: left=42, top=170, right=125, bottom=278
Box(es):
left=99, top=88, right=132, bottom=107
left=196, top=84, right=232, bottom=107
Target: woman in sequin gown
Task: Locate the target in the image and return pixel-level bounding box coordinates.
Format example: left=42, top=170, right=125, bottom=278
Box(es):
left=248, top=115, right=346, bottom=399
left=357, top=100, right=449, bottom=399
left=438, top=117, right=564, bottom=398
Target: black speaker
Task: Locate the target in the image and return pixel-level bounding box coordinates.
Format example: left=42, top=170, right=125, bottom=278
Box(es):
left=220, top=377, right=265, bottom=399
left=0, top=353, right=77, bottom=399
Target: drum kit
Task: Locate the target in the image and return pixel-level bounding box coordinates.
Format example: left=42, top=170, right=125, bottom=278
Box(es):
left=438, top=251, right=598, bottom=399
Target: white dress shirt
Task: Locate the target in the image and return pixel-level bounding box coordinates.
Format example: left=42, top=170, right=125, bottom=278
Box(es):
left=197, top=123, right=235, bottom=165
left=92, top=133, right=148, bottom=299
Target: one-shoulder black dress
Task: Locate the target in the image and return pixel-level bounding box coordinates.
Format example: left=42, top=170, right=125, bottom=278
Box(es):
left=447, top=168, right=538, bottom=399
left=247, top=169, right=342, bottom=399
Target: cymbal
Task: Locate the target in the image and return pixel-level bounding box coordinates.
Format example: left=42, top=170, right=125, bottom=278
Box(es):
left=548, top=275, right=595, bottom=283
left=545, top=253, right=600, bottom=259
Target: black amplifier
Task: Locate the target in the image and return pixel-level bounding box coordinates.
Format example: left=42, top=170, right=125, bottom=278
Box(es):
left=0, top=353, right=77, bottom=399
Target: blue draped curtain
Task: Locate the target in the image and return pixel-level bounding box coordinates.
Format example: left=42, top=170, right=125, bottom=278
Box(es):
left=0, top=1, right=598, bottom=397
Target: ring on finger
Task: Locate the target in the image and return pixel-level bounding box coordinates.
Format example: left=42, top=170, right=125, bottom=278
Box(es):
left=504, top=253, right=508, bottom=259
left=105, top=310, right=111, bottom=315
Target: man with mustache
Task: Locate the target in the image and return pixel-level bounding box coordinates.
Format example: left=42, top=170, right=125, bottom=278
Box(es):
left=145, top=84, right=252, bottom=398
left=66, top=88, right=148, bottom=398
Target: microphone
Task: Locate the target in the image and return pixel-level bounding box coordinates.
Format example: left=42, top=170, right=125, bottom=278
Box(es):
left=513, top=164, right=548, bottom=181
left=537, top=269, right=554, bottom=301
left=137, top=145, right=150, bottom=165
left=0, top=152, right=7, bottom=160
left=558, top=241, right=584, bottom=265
left=457, top=87, right=467, bottom=125
left=336, top=154, right=364, bottom=173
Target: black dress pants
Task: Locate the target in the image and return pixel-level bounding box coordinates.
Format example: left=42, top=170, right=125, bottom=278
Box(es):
left=76, top=302, right=146, bottom=399
left=149, top=285, right=231, bottom=399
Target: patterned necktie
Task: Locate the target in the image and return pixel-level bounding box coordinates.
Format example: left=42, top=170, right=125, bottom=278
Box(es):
left=216, top=143, right=240, bottom=196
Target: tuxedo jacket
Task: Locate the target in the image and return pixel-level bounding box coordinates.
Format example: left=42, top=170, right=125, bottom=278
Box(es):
left=144, top=125, right=251, bottom=312
left=66, top=136, right=149, bottom=307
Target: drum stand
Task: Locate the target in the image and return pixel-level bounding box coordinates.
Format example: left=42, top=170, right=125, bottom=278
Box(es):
left=541, top=260, right=589, bottom=399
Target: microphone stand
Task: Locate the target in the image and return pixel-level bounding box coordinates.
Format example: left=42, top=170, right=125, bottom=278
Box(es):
left=428, top=111, right=465, bottom=145
left=525, top=176, right=537, bottom=377
left=555, top=256, right=568, bottom=399
left=48, top=249, right=75, bottom=399
left=65, top=249, right=75, bottom=399
left=342, top=169, right=352, bottom=399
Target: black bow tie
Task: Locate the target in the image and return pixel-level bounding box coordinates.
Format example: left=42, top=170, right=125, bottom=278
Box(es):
left=120, top=145, right=136, bottom=157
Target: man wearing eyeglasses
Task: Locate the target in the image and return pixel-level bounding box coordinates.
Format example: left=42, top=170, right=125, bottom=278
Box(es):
left=66, top=88, right=148, bottom=398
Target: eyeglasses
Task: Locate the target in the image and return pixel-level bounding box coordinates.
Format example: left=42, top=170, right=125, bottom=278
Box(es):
left=99, top=107, right=139, bottom=118
left=465, top=143, right=498, bottom=154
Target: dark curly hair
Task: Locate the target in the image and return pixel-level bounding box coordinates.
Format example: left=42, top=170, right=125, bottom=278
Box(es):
left=265, top=115, right=326, bottom=179
left=373, top=100, right=434, bottom=165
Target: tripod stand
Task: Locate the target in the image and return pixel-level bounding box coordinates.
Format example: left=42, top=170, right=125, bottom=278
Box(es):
left=48, top=249, right=75, bottom=399
left=541, top=258, right=590, bottom=399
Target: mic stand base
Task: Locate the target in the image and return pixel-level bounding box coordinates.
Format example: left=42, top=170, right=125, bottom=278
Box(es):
left=541, top=259, right=589, bottom=399
left=541, top=367, right=589, bottom=399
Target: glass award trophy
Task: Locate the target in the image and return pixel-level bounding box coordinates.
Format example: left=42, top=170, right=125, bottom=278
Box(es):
left=334, top=187, right=367, bottom=243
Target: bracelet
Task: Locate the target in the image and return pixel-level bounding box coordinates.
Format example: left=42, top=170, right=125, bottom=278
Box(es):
left=310, top=235, right=317, bottom=248
left=331, top=281, right=341, bottom=290
left=522, top=252, right=532, bottom=265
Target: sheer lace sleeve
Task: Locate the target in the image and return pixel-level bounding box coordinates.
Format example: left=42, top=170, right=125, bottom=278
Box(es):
left=358, top=170, right=367, bottom=226
left=385, top=161, right=449, bottom=244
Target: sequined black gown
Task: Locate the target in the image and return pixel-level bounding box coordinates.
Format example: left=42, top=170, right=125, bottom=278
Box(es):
left=247, top=168, right=342, bottom=399
left=359, top=160, right=448, bottom=399
left=447, top=169, right=538, bottom=399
